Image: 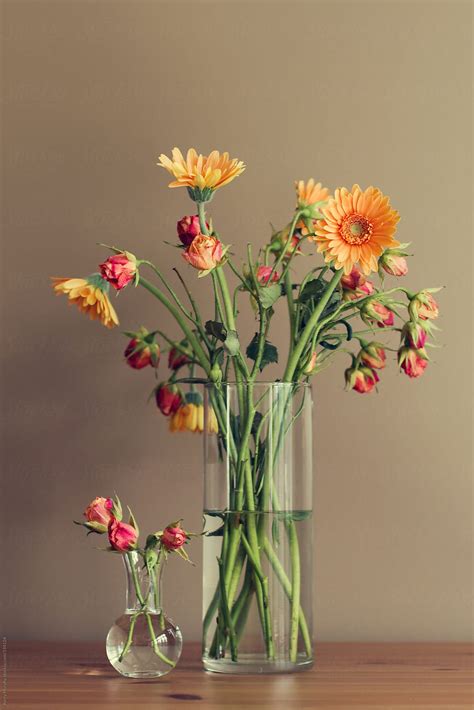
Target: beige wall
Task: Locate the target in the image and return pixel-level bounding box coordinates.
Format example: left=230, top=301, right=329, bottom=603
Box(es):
left=2, top=0, right=472, bottom=643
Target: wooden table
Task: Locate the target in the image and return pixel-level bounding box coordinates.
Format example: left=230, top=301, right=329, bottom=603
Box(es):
left=7, top=641, right=473, bottom=709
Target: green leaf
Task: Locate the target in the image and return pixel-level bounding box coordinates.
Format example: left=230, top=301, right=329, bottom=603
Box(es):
left=258, top=283, right=282, bottom=310
left=145, top=547, right=158, bottom=570
left=145, top=533, right=159, bottom=550
left=246, top=333, right=278, bottom=371
left=205, top=524, right=225, bottom=537
left=205, top=320, right=227, bottom=341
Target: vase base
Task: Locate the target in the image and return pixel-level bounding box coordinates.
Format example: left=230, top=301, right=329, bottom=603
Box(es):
left=202, top=655, right=313, bottom=675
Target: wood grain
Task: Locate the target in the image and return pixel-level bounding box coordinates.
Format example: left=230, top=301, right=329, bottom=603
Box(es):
left=6, top=641, right=473, bottom=710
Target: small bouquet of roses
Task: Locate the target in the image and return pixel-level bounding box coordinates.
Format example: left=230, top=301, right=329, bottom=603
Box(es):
left=75, top=496, right=196, bottom=672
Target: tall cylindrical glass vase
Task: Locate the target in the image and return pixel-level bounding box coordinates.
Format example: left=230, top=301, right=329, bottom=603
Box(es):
left=202, top=382, right=313, bottom=673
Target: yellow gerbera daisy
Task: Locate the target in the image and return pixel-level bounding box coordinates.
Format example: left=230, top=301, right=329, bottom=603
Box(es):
left=313, top=184, right=400, bottom=275
left=51, top=274, right=119, bottom=329
left=169, top=402, right=218, bottom=434
left=157, top=148, right=245, bottom=202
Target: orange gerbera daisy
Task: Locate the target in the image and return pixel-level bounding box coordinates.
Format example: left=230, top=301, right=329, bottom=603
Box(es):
left=51, top=275, right=119, bottom=329
left=313, top=185, right=400, bottom=275
left=157, top=148, right=245, bottom=201
left=296, top=179, right=330, bottom=209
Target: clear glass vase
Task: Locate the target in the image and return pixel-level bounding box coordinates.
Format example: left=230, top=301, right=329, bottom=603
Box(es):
left=202, top=382, right=313, bottom=674
left=106, top=550, right=182, bottom=678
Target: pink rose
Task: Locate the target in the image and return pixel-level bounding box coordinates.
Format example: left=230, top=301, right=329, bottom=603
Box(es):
left=341, top=267, right=375, bottom=301
left=183, top=235, right=223, bottom=271
left=412, top=292, right=439, bottom=321
left=402, top=321, right=427, bottom=350
left=177, top=215, right=208, bottom=247
left=381, top=253, right=408, bottom=277
left=256, top=266, right=279, bottom=284
left=155, top=383, right=182, bottom=416
left=124, top=336, right=160, bottom=369
left=168, top=345, right=190, bottom=370
left=99, top=253, right=137, bottom=291
left=360, top=343, right=386, bottom=370
left=398, top=347, right=428, bottom=378
left=160, top=525, right=187, bottom=550
left=84, top=497, right=113, bottom=528
left=108, top=518, right=138, bottom=551
left=345, top=366, right=379, bottom=394
left=362, top=300, right=395, bottom=328
left=341, top=266, right=366, bottom=291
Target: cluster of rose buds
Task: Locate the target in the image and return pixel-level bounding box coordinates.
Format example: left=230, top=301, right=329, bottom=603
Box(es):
left=397, top=290, right=439, bottom=378
left=345, top=341, right=386, bottom=394
left=177, top=215, right=224, bottom=272
left=76, top=495, right=193, bottom=558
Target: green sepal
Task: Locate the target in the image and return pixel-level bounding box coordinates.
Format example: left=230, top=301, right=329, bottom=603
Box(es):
left=187, top=187, right=215, bottom=203
left=185, top=391, right=203, bottom=406
left=127, top=506, right=140, bottom=536
left=74, top=519, right=108, bottom=534
left=111, top=494, right=122, bottom=521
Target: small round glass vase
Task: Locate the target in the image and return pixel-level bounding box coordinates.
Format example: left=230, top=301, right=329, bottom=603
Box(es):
left=106, top=550, right=183, bottom=678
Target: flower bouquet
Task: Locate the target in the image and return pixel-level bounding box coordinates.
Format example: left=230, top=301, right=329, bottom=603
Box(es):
left=55, top=148, right=440, bottom=673
left=76, top=495, right=196, bottom=678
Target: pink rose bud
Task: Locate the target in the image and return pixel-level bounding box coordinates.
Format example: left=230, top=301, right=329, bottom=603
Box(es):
left=108, top=518, right=138, bottom=551
left=155, top=383, right=182, bottom=416
left=398, top=347, right=428, bottom=378
left=183, top=234, right=223, bottom=271
left=360, top=343, right=386, bottom=370
left=411, top=291, right=439, bottom=321
left=177, top=215, right=207, bottom=247
left=124, top=333, right=160, bottom=370
left=402, top=321, right=427, bottom=350
left=380, top=253, right=408, bottom=277
left=361, top=300, right=395, bottom=328
left=345, top=366, right=379, bottom=394
left=168, top=343, right=191, bottom=370
left=341, top=266, right=366, bottom=291
left=99, top=253, right=137, bottom=291
left=84, top=497, right=113, bottom=529
left=160, top=525, right=188, bottom=551
left=341, top=267, right=375, bottom=300
left=256, top=266, right=279, bottom=284
left=303, top=350, right=318, bottom=375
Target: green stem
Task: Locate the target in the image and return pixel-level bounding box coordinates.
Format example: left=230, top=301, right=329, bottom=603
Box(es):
left=283, top=270, right=343, bottom=382
left=145, top=613, right=175, bottom=667
left=118, top=611, right=140, bottom=663
left=217, top=557, right=238, bottom=661
left=138, top=276, right=210, bottom=375
left=288, top=521, right=301, bottom=662
left=263, top=537, right=312, bottom=656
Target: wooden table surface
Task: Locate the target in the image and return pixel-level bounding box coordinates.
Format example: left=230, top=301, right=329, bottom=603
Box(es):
left=7, top=641, right=473, bottom=709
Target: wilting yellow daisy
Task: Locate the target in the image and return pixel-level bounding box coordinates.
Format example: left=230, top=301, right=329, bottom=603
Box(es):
left=51, top=275, right=119, bottom=329
left=313, top=184, right=400, bottom=275
left=157, top=148, right=245, bottom=202
left=169, top=402, right=218, bottom=434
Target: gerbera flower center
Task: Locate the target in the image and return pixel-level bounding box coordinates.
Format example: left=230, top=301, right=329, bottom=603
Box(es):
left=340, top=214, right=373, bottom=245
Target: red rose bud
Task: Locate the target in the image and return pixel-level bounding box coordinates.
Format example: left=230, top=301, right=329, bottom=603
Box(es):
left=155, top=382, right=182, bottom=416
left=160, top=524, right=188, bottom=551
left=99, top=252, right=137, bottom=291
left=410, top=291, right=439, bottom=321
left=124, top=330, right=160, bottom=369
left=183, top=234, right=223, bottom=271
left=168, top=341, right=191, bottom=370
left=345, top=366, right=379, bottom=394
left=83, top=496, right=113, bottom=533
left=380, top=253, right=408, bottom=277
left=360, top=343, right=386, bottom=370
left=361, top=300, right=395, bottom=328
left=402, top=321, right=427, bottom=350
left=256, top=265, right=279, bottom=284
left=398, top=347, right=428, bottom=378
left=108, top=517, right=138, bottom=551
left=177, top=215, right=207, bottom=247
